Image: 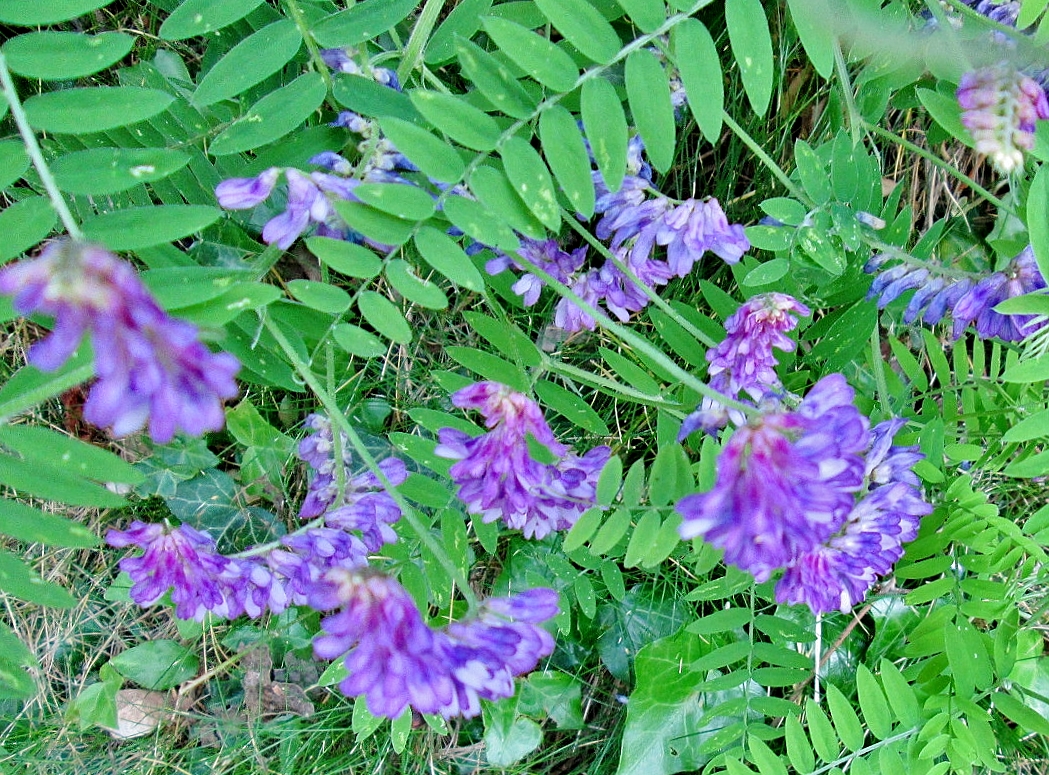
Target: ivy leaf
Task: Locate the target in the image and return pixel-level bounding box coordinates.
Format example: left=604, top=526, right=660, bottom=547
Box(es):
left=483, top=696, right=543, bottom=767
left=596, top=585, right=689, bottom=682
left=110, top=641, right=199, bottom=691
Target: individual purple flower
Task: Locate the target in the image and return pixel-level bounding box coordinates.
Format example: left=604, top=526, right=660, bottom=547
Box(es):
left=679, top=293, right=810, bottom=438
left=267, top=527, right=370, bottom=606
left=774, top=420, right=931, bottom=615
left=677, top=374, right=870, bottom=582
left=320, top=48, right=400, bottom=91
left=308, top=568, right=558, bottom=718
left=435, top=382, right=610, bottom=539
left=656, top=198, right=750, bottom=276
left=0, top=241, right=239, bottom=443
left=951, top=245, right=1047, bottom=341
left=957, top=66, right=1049, bottom=173
left=486, top=239, right=588, bottom=307
left=107, top=521, right=233, bottom=621
left=297, top=414, right=407, bottom=549
left=214, top=167, right=281, bottom=209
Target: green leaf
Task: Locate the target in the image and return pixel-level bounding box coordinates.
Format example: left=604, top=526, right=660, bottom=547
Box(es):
left=110, top=641, right=199, bottom=690
left=3, top=31, right=133, bottom=80
left=52, top=147, right=191, bottom=196
left=0, top=197, right=57, bottom=262
left=539, top=105, right=595, bottom=218
left=625, top=49, right=675, bottom=173
left=414, top=226, right=486, bottom=291
left=24, top=87, right=173, bottom=134
left=856, top=663, right=893, bottom=740
left=1029, top=164, right=1049, bottom=283
left=67, top=663, right=121, bottom=730
left=470, top=165, right=545, bottom=238
left=0, top=550, right=75, bottom=607
left=726, top=0, right=774, bottom=116
left=616, top=630, right=716, bottom=775
left=0, top=620, right=36, bottom=699
left=794, top=139, right=831, bottom=204
left=483, top=698, right=543, bottom=767
left=354, top=183, right=436, bottom=221
left=140, top=266, right=254, bottom=310
left=749, top=737, right=787, bottom=775
left=0, top=499, right=98, bottom=548
left=743, top=258, right=790, bottom=286
left=311, top=0, right=419, bottom=48
left=442, top=194, right=520, bottom=251
left=617, top=0, right=667, bottom=33
left=500, top=136, right=561, bottom=231
left=0, top=0, right=115, bottom=25
left=333, top=201, right=415, bottom=245
left=520, top=671, right=584, bottom=729
left=159, top=0, right=265, bottom=40
left=357, top=291, right=412, bottom=344
left=564, top=507, right=604, bottom=551
left=0, top=451, right=125, bottom=508
left=0, top=425, right=142, bottom=486
left=287, top=279, right=351, bottom=314
left=673, top=20, right=722, bottom=145
left=306, top=237, right=383, bottom=279
left=534, top=380, right=609, bottom=435
left=332, top=323, right=386, bottom=358
left=588, top=506, right=631, bottom=556
left=879, top=659, right=920, bottom=727
left=785, top=713, right=816, bottom=774
left=804, top=699, right=840, bottom=762
left=455, top=38, right=537, bottom=119
left=992, top=691, right=1049, bottom=736
left=409, top=89, right=501, bottom=151
left=533, top=0, right=621, bottom=63
left=482, top=17, right=579, bottom=92
left=582, top=78, right=628, bottom=194
left=1002, top=353, right=1049, bottom=383
left=445, top=346, right=529, bottom=392
left=426, top=0, right=493, bottom=64
left=1003, top=408, right=1049, bottom=442
left=917, top=88, right=972, bottom=149
left=192, top=19, right=302, bottom=107
left=624, top=509, right=661, bottom=568
left=385, top=260, right=448, bottom=310
left=332, top=74, right=421, bottom=122
left=787, top=0, right=834, bottom=78
left=378, top=117, right=466, bottom=184
left=81, top=205, right=220, bottom=251
left=209, top=72, right=326, bottom=156
left=0, top=141, right=29, bottom=192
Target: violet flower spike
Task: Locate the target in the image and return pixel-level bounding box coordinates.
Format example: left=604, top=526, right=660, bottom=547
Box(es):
left=676, top=374, right=869, bottom=582
left=951, top=245, right=1048, bottom=341
left=0, top=241, right=239, bottom=443
left=957, top=66, right=1049, bottom=173
left=435, top=382, right=610, bottom=539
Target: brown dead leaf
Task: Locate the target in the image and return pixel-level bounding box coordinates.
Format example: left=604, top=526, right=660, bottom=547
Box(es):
left=105, top=689, right=176, bottom=739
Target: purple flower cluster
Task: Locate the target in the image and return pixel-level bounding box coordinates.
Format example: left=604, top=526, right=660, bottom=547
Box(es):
left=309, top=568, right=557, bottom=718
left=107, top=414, right=407, bottom=618
left=865, top=245, right=1047, bottom=341
left=297, top=413, right=408, bottom=551
left=676, top=375, right=931, bottom=615
left=487, top=137, right=749, bottom=333
left=435, top=382, right=610, bottom=539
left=320, top=47, right=400, bottom=91
left=679, top=293, right=811, bottom=438
left=957, top=65, right=1049, bottom=173
left=0, top=241, right=239, bottom=443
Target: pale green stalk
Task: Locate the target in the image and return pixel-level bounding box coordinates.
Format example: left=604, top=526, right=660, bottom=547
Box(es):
left=281, top=0, right=334, bottom=90
left=0, top=51, right=83, bottom=240
left=721, top=111, right=810, bottom=205
left=397, top=0, right=447, bottom=85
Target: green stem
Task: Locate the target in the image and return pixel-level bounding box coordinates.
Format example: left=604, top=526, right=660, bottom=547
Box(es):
left=833, top=43, right=863, bottom=148
left=0, top=51, right=83, bottom=240
left=869, top=328, right=891, bottom=421
left=397, top=0, right=447, bottom=86
left=863, top=120, right=1011, bottom=214
left=546, top=360, right=673, bottom=408
left=281, top=0, right=334, bottom=91
left=721, top=110, right=810, bottom=205
left=262, top=314, right=479, bottom=608
left=562, top=214, right=718, bottom=349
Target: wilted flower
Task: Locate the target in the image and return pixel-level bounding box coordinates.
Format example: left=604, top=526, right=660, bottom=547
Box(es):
left=435, top=382, right=610, bottom=539
left=309, top=568, right=557, bottom=718
left=677, top=374, right=870, bottom=581
left=957, top=65, right=1049, bottom=173
left=0, top=241, right=239, bottom=443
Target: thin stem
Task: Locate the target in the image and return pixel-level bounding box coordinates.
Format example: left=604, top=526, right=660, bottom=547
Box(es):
left=869, top=328, right=891, bottom=420
left=833, top=43, right=863, bottom=148
left=262, top=315, right=479, bottom=608
left=281, top=0, right=334, bottom=91
left=546, top=360, right=673, bottom=407
left=562, top=213, right=718, bottom=349
left=397, top=0, right=447, bottom=86
left=0, top=51, right=83, bottom=240
left=721, top=110, right=811, bottom=205
left=863, top=120, right=1011, bottom=214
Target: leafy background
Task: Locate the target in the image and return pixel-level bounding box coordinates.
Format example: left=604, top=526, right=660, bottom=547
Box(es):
left=0, top=0, right=1047, bottom=773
